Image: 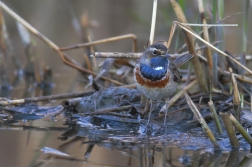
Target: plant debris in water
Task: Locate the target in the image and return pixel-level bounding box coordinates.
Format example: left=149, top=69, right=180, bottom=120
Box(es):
left=1, top=87, right=252, bottom=153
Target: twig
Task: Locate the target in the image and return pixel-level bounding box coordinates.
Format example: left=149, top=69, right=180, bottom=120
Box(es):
left=0, top=125, right=67, bottom=131
left=153, top=106, right=188, bottom=120
left=82, top=105, right=133, bottom=116
left=91, top=112, right=132, bottom=118
left=0, top=90, right=95, bottom=106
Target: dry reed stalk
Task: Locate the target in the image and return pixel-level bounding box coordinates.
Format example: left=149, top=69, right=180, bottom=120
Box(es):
left=93, top=41, right=221, bottom=59
left=0, top=83, right=137, bottom=106
left=82, top=105, right=133, bottom=116
left=60, top=34, right=138, bottom=52
left=236, top=154, right=252, bottom=167
left=197, top=53, right=252, bottom=84
left=208, top=101, right=223, bottom=134
left=169, top=0, right=208, bottom=92
left=184, top=93, right=220, bottom=149
left=220, top=112, right=239, bottom=148
left=93, top=52, right=143, bottom=59
left=141, top=0, right=158, bottom=107
left=198, top=0, right=213, bottom=75
left=172, top=21, right=252, bottom=75
left=229, top=113, right=252, bottom=146
left=229, top=68, right=241, bottom=122
left=159, top=79, right=197, bottom=113
left=250, top=92, right=252, bottom=113
left=0, top=125, right=67, bottom=131
left=225, top=149, right=239, bottom=167
left=0, top=90, right=95, bottom=106
left=83, top=53, right=93, bottom=71
left=87, top=36, right=98, bottom=72
left=149, top=0, right=158, bottom=45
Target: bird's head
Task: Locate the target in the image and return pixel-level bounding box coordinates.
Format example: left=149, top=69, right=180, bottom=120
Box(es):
left=140, top=44, right=169, bottom=68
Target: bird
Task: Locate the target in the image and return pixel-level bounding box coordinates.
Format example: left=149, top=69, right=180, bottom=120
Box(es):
left=134, top=43, right=193, bottom=126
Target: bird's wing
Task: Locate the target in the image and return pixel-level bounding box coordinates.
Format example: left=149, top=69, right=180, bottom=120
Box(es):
left=173, top=54, right=193, bottom=68
left=168, top=62, right=182, bottom=83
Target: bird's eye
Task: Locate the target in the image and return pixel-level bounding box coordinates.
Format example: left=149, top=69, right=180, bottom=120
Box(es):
left=152, top=50, right=158, bottom=55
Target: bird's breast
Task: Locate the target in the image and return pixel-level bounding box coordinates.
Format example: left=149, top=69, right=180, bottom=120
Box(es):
left=140, top=63, right=167, bottom=81
left=134, top=65, right=170, bottom=88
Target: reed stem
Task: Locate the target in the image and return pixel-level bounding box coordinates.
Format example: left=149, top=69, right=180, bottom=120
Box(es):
left=208, top=101, right=223, bottom=134
left=220, top=112, right=239, bottom=148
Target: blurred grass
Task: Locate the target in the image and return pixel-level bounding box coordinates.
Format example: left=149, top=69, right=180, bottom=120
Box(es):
left=242, top=0, right=250, bottom=53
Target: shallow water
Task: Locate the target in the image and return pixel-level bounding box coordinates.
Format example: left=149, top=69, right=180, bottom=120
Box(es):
left=1, top=114, right=252, bottom=167
left=0, top=69, right=252, bottom=166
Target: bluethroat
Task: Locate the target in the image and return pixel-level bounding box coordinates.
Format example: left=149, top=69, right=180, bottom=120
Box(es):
left=134, top=43, right=193, bottom=125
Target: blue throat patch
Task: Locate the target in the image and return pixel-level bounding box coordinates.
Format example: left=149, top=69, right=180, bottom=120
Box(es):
left=140, top=57, right=168, bottom=81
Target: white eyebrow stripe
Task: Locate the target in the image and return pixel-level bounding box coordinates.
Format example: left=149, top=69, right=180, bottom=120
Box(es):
left=153, top=66, right=164, bottom=70
left=149, top=48, right=157, bottom=51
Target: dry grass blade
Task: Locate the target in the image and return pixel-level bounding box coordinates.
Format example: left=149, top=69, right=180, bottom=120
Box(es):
left=174, top=21, right=252, bottom=75
left=184, top=93, right=220, bottom=149
left=169, top=0, right=208, bottom=92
